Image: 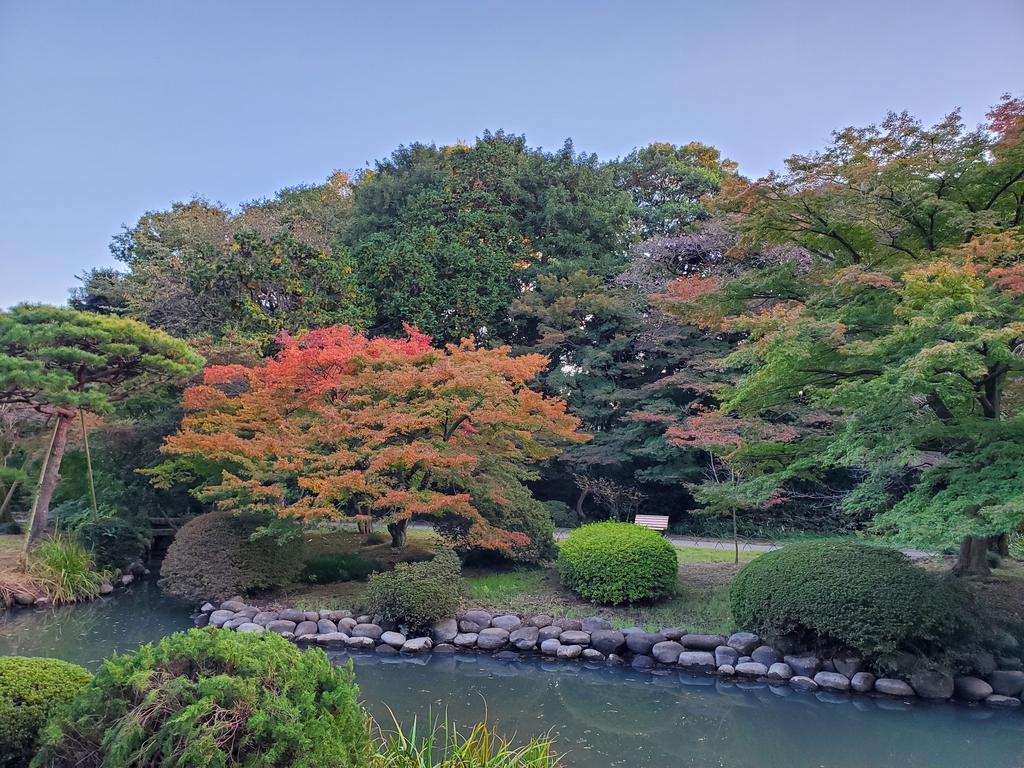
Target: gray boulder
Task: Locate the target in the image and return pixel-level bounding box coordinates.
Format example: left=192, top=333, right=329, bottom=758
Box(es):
left=715, top=646, right=739, bottom=667
left=434, top=643, right=456, bottom=653
left=768, top=662, right=793, bottom=681
left=559, top=630, right=590, bottom=646
left=582, top=648, right=604, bottom=662
left=651, top=641, right=684, bottom=664
left=589, top=629, right=625, bottom=655
left=510, top=626, right=540, bottom=650
left=476, top=628, right=510, bottom=650
left=626, top=632, right=667, bottom=655
left=317, top=619, right=338, bottom=635
left=538, top=626, right=563, bottom=643
left=527, top=614, right=553, bottom=628
left=582, top=617, right=612, bottom=632
left=99, top=582, right=114, bottom=595
left=381, top=631, right=407, bottom=648
left=295, top=621, right=319, bottom=637
left=209, top=610, right=235, bottom=627
left=278, top=609, right=306, bottom=624
left=784, top=653, right=821, bottom=678
left=910, top=668, right=954, bottom=699
left=220, top=600, right=246, bottom=612
left=540, top=638, right=561, bottom=655
left=727, top=632, right=760, bottom=655
left=832, top=652, right=864, bottom=678
left=554, top=618, right=583, bottom=631
left=252, top=611, right=278, bottom=625
left=988, top=670, right=1024, bottom=697
left=874, top=678, right=916, bottom=697
left=736, top=661, right=768, bottom=677
left=462, top=610, right=492, bottom=627
left=985, top=694, right=1022, bottom=709
left=431, top=619, right=459, bottom=643
left=718, top=664, right=736, bottom=676
left=850, top=672, right=876, bottom=693
left=678, top=651, right=716, bottom=672
left=315, top=632, right=349, bottom=648
left=237, top=607, right=259, bottom=619
left=376, top=644, right=398, bottom=656
left=491, top=615, right=522, bottom=632
left=193, top=613, right=210, bottom=628
left=356, top=615, right=372, bottom=624
left=345, top=636, right=376, bottom=650
left=351, top=623, right=383, bottom=640
left=790, top=676, right=818, bottom=692
left=459, top=620, right=483, bottom=633
left=453, top=632, right=478, bottom=648
left=814, top=672, right=851, bottom=692
left=266, top=619, right=297, bottom=635
left=402, top=637, right=433, bottom=654
left=237, top=622, right=264, bottom=633
left=680, top=634, right=726, bottom=652
left=660, top=627, right=687, bottom=641
left=338, top=617, right=357, bottom=632
left=557, top=644, right=583, bottom=660
left=954, top=676, right=993, bottom=702
left=631, top=655, right=655, bottom=670
left=751, top=645, right=783, bottom=667
left=200, top=602, right=216, bottom=613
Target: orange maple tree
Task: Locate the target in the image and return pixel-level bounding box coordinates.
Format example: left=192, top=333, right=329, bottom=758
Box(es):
left=158, top=325, right=585, bottom=554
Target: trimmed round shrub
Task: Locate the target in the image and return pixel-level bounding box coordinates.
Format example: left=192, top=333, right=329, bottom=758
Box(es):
left=34, top=628, right=371, bottom=768
left=363, top=548, right=464, bottom=632
left=557, top=521, right=678, bottom=605
left=730, top=541, right=978, bottom=660
left=0, top=656, right=92, bottom=768
left=159, top=510, right=304, bottom=602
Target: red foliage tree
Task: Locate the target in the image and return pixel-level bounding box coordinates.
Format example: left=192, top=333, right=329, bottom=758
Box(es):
left=158, top=325, right=585, bottom=553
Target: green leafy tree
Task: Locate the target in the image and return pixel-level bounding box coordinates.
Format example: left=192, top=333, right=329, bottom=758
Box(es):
left=0, top=306, right=203, bottom=546
left=664, top=96, right=1024, bottom=574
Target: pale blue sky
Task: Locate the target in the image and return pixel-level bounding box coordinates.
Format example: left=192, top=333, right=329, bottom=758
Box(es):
left=1, top=0, right=1021, bottom=308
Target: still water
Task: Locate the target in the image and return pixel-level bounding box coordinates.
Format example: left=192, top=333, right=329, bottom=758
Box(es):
left=2, top=582, right=1023, bottom=768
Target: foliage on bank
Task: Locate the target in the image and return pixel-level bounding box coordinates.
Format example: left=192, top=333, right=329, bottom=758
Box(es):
left=364, top=549, right=465, bottom=632
left=557, top=521, right=678, bottom=605
left=0, top=656, right=92, bottom=768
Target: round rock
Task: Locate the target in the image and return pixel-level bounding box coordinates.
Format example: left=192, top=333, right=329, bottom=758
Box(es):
left=581, top=616, right=612, bottom=632
left=954, top=676, right=994, bottom=702
left=589, top=630, right=625, bottom=655
left=736, top=661, right=768, bottom=677
left=850, top=672, right=875, bottom=693
left=295, top=621, right=319, bottom=637
left=988, top=670, right=1024, bottom=697
left=510, top=626, right=540, bottom=650
left=557, top=644, right=583, bottom=660
left=453, top=632, right=478, bottom=648
left=715, top=646, right=739, bottom=668
left=402, top=637, right=433, bottom=654
left=910, top=669, right=954, bottom=699
left=652, top=641, right=684, bottom=664
left=680, top=634, right=726, bottom=652
left=540, top=638, right=561, bottom=655
left=726, top=632, right=760, bottom=655
left=814, top=671, right=851, bottom=692
left=768, top=662, right=793, bottom=681
left=351, top=623, right=383, bottom=640
left=874, top=678, right=915, bottom=697
left=431, top=619, right=459, bottom=643
left=783, top=653, right=821, bottom=678
left=491, top=615, right=522, bottom=632
left=476, top=627, right=510, bottom=650
left=381, top=631, right=407, bottom=649
left=266, top=619, right=297, bottom=635
left=559, top=630, right=590, bottom=646
left=626, top=632, right=667, bottom=655
left=751, top=645, right=783, bottom=667
left=678, top=651, right=716, bottom=672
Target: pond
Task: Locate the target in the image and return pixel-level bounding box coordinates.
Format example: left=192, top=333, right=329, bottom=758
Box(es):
left=2, top=584, right=1023, bottom=768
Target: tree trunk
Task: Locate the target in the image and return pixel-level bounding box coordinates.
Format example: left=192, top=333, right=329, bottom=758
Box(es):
left=24, top=414, right=72, bottom=551
left=575, top=488, right=591, bottom=523
left=80, top=409, right=98, bottom=515
left=732, top=508, right=739, bottom=565
left=388, top=519, right=408, bottom=549
left=0, top=479, right=18, bottom=523
left=954, top=535, right=991, bottom=577
left=989, top=533, right=1010, bottom=557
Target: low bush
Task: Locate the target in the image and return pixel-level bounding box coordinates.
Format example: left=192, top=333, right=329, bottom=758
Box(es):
left=159, top=510, right=304, bottom=602
left=34, top=628, right=371, bottom=768
left=363, top=548, right=464, bottom=632
left=78, top=515, right=150, bottom=570
left=302, top=552, right=381, bottom=583
left=730, top=541, right=979, bottom=660
left=374, top=714, right=559, bottom=767
left=0, top=656, right=92, bottom=768
left=543, top=500, right=578, bottom=529
left=27, top=534, right=106, bottom=604
left=557, top=521, right=678, bottom=605
left=0, top=521, right=21, bottom=535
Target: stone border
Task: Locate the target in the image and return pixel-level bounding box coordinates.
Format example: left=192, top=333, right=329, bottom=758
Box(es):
left=195, top=602, right=1024, bottom=710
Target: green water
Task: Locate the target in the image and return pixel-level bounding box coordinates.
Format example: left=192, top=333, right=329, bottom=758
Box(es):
left=2, top=583, right=1023, bottom=768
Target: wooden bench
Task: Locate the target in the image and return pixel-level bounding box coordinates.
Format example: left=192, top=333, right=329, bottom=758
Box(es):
left=634, top=514, right=670, bottom=533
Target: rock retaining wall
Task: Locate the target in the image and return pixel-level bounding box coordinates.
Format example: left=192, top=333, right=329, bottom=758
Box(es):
left=196, top=601, right=1024, bottom=710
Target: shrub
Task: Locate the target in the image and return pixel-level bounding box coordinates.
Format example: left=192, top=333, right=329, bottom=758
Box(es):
left=34, top=628, right=371, bottom=768
left=0, top=656, right=92, bottom=768
left=363, top=549, right=464, bottom=632
left=374, top=714, right=559, bottom=767
left=27, top=534, right=106, bottom=604
left=543, top=500, right=578, bottom=529
left=730, top=541, right=979, bottom=660
left=0, top=521, right=21, bottom=535
left=302, top=552, right=381, bottom=583
left=159, top=510, right=304, bottom=602
left=557, top=521, right=678, bottom=605
left=78, top=515, right=151, bottom=570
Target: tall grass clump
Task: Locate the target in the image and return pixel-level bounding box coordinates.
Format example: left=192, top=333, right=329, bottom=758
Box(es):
left=374, top=712, right=560, bottom=768
left=27, top=533, right=105, bottom=604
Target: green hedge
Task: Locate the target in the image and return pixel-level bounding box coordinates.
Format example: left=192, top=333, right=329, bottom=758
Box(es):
left=363, top=548, right=464, bottom=632
left=730, top=541, right=978, bottom=660
left=34, top=628, right=371, bottom=768
left=0, top=656, right=92, bottom=768
left=557, top=521, right=678, bottom=605
left=159, top=510, right=304, bottom=602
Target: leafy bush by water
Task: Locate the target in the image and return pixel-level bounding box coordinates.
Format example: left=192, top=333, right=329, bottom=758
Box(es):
left=364, top=549, right=464, bottom=632
left=730, top=541, right=979, bottom=660
left=0, top=656, right=92, bottom=768
left=302, top=552, right=382, bottom=583
left=159, top=510, right=304, bottom=602
left=557, top=521, right=678, bottom=605
left=374, top=713, right=560, bottom=767
left=34, top=628, right=372, bottom=768
left=27, top=533, right=106, bottom=604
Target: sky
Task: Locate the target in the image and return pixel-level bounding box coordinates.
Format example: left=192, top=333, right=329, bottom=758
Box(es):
left=1, top=0, right=1021, bottom=308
